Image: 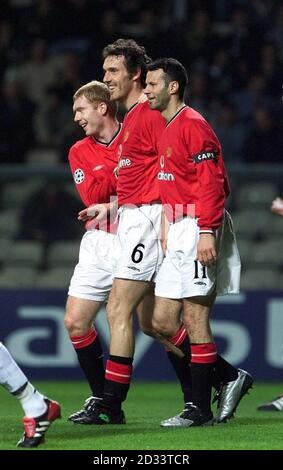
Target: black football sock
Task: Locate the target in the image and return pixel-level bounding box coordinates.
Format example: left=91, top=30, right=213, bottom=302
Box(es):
left=71, top=327, right=105, bottom=397
left=190, top=343, right=217, bottom=415
left=102, top=355, right=133, bottom=413
left=166, top=326, right=193, bottom=403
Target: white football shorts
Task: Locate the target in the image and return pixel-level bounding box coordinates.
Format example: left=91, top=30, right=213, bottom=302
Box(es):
left=114, top=204, right=164, bottom=281
left=155, top=210, right=241, bottom=299
left=68, top=229, right=120, bottom=301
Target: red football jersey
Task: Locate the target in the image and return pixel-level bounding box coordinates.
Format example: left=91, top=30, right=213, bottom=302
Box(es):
left=68, top=124, right=122, bottom=232
left=117, top=101, right=166, bottom=205
left=158, top=106, right=230, bottom=230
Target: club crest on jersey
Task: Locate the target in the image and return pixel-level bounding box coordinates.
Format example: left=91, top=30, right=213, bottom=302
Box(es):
left=166, top=146, right=172, bottom=157
left=73, top=168, right=85, bottom=184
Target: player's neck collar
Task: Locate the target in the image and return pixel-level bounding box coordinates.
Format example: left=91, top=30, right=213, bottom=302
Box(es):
left=166, top=105, right=187, bottom=127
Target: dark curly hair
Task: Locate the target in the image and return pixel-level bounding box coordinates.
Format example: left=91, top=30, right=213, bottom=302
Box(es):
left=103, top=38, right=151, bottom=88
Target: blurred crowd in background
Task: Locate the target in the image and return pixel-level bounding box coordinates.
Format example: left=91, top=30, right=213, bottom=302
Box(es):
left=0, top=0, right=282, bottom=166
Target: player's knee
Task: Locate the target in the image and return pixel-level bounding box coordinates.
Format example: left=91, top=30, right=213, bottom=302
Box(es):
left=64, top=313, right=89, bottom=337
left=64, top=313, right=72, bottom=332
left=151, top=317, right=173, bottom=337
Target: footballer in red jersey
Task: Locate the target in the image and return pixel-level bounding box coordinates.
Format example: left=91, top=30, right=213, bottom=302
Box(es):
left=64, top=81, right=124, bottom=423
left=70, top=39, right=167, bottom=426
left=78, top=44, right=246, bottom=428
left=144, top=58, right=248, bottom=427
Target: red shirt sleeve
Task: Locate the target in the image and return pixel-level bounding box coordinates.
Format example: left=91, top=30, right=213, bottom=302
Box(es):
left=68, top=146, right=116, bottom=207
left=184, top=118, right=227, bottom=230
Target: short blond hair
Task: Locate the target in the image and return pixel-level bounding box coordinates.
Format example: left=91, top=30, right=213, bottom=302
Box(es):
left=73, top=80, right=117, bottom=117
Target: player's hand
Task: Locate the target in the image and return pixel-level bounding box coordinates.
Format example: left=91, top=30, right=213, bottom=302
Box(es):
left=197, top=233, right=218, bottom=266
left=78, top=203, right=108, bottom=222
left=271, top=197, right=283, bottom=217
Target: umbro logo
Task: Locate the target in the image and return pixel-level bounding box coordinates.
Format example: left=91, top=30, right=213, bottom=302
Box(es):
left=127, top=266, right=140, bottom=272
left=93, top=165, right=104, bottom=171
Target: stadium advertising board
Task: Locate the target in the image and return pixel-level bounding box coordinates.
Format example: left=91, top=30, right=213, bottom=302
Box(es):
left=1, top=290, right=282, bottom=381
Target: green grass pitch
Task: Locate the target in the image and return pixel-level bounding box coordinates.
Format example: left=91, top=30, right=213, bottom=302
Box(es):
left=0, top=381, right=282, bottom=450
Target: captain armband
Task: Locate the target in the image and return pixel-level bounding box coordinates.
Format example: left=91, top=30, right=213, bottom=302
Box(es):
left=193, top=152, right=217, bottom=164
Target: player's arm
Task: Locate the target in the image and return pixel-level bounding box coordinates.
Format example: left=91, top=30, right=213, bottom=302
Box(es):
left=68, top=147, right=116, bottom=207
left=186, top=120, right=226, bottom=266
